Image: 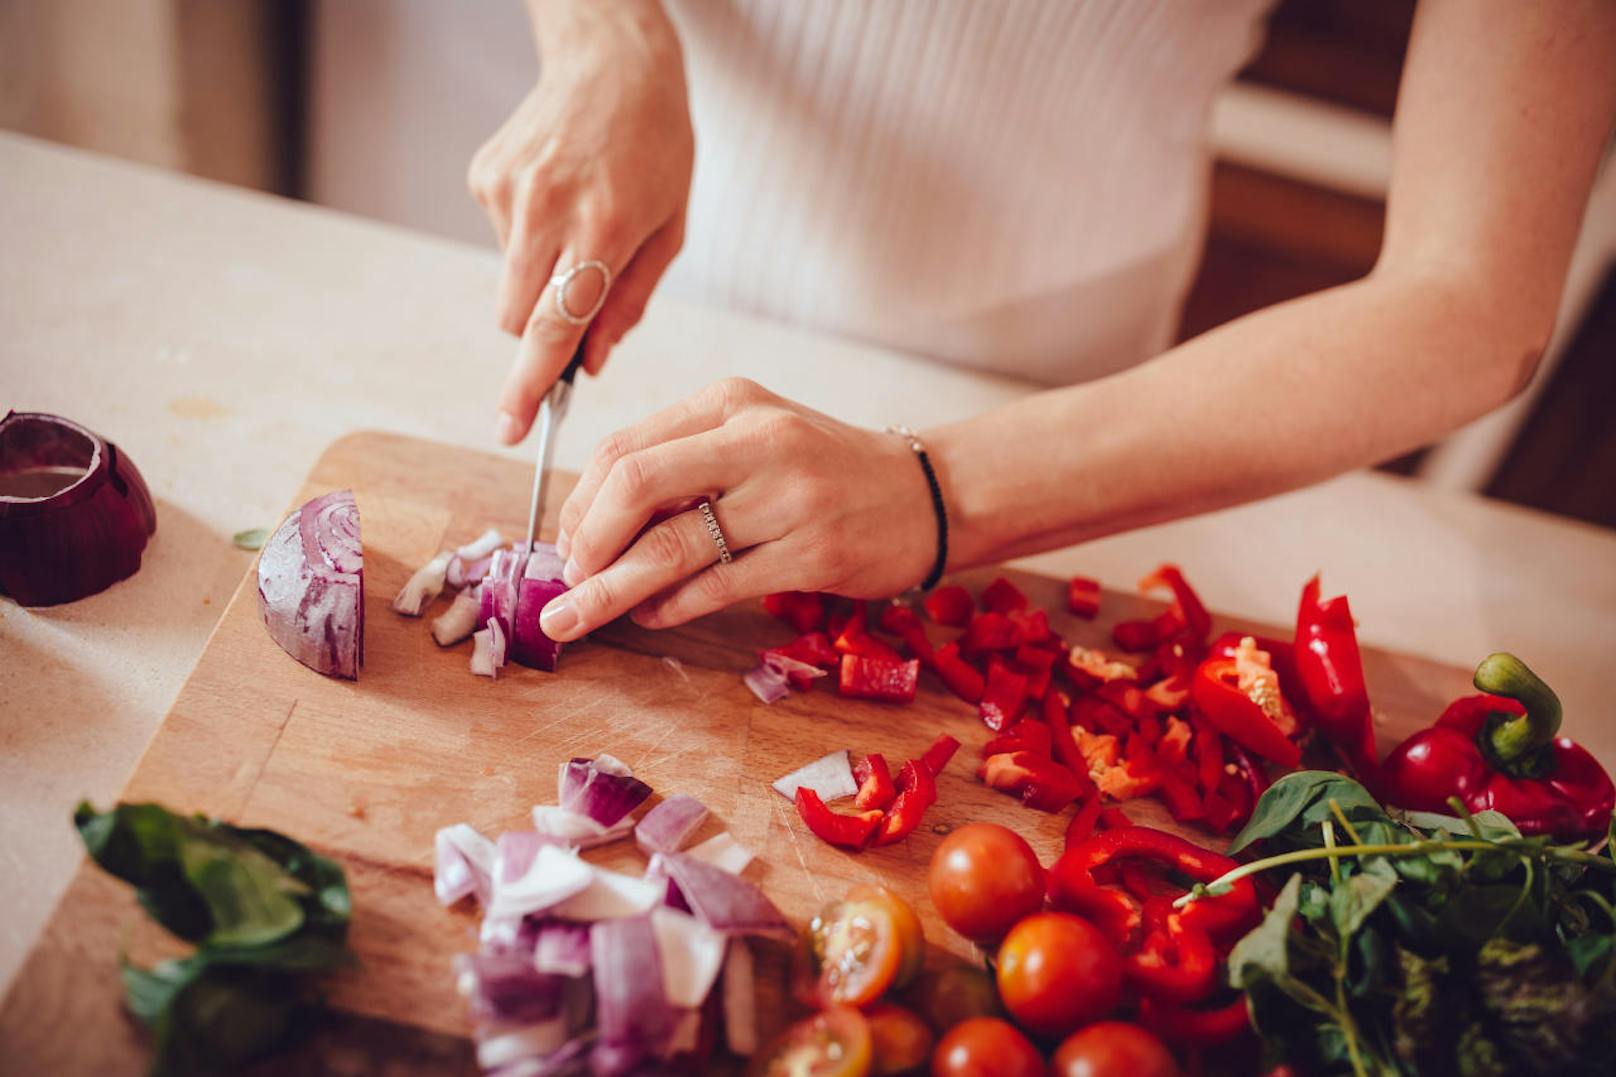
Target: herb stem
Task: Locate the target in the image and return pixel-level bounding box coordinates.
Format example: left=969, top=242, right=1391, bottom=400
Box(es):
left=1322, top=819, right=1341, bottom=884
left=1328, top=798, right=1365, bottom=847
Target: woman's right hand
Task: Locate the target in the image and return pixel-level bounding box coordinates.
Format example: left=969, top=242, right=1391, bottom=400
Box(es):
left=469, top=0, right=694, bottom=445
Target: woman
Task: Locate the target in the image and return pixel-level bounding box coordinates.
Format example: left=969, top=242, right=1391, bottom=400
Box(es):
left=467, top=0, right=1616, bottom=646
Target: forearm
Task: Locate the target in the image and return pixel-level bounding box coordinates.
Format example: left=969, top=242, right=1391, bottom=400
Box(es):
left=526, top=0, right=679, bottom=61
left=930, top=266, right=1545, bottom=567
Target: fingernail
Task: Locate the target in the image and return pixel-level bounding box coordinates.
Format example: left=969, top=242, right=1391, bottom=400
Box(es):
left=540, top=599, right=579, bottom=639
left=562, top=558, right=583, bottom=587
left=496, top=412, right=521, bottom=444
left=555, top=529, right=570, bottom=559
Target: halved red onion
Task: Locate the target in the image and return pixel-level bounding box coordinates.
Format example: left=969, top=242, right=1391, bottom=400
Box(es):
left=722, top=940, right=758, bottom=1055
left=635, top=794, right=709, bottom=856
left=653, top=853, right=791, bottom=939
left=394, top=549, right=452, bottom=616
left=511, top=543, right=568, bottom=671
left=533, top=921, right=593, bottom=978
left=435, top=823, right=496, bottom=907
left=685, top=831, right=756, bottom=875
left=557, top=755, right=651, bottom=827
left=433, top=586, right=481, bottom=646
left=771, top=749, right=857, bottom=802
left=591, top=916, right=674, bottom=1074
left=0, top=411, right=158, bottom=607
left=650, top=907, right=727, bottom=1008
left=257, top=488, right=364, bottom=679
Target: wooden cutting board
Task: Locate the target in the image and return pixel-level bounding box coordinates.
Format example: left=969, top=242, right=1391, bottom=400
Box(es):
left=0, top=431, right=1479, bottom=1074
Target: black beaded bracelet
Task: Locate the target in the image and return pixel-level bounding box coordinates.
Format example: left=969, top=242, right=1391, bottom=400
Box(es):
left=887, top=425, right=949, bottom=591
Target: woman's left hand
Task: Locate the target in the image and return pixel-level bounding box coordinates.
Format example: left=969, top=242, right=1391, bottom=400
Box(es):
left=539, top=378, right=937, bottom=641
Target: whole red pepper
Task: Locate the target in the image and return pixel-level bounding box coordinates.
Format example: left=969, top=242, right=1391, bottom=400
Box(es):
left=1293, top=575, right=1379, bottom=777
left=1380, top=653, right=1615, bottom=838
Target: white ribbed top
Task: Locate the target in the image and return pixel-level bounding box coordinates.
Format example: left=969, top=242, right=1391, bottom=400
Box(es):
left=659, top=0, right=1272, bottom=384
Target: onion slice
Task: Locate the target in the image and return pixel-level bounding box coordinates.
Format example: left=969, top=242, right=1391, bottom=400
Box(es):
left=635, top=794, right=709, bottom=856
left=435, top=823, right=496, bottom=907
left=654, top=852, right=791, bottom=939
left=550, top=863, right=663, bottom=921
left=743, top=661, right=791, bottom=704
left=0, top=411, right=158, bottom=607
left=455, top=952, right=568, bottom=1024
left=650, top=907, right=727, bottom=1009
left=685, top=831, right=756, bottom=875
left=488, top=843, right=594, bottom=920
left=471, top=622, right=504, bottom=679
left=433, top=587, right=481, bottom=646
left=530, top=805, right=635, bottom=849
left=591, top=916, right=674, bottom=1074
left=557, top=756, right=652, bottom=828
left=394, top=549, right=452, bottom=616
left=256, top=488, right=364, bottom=679
left=771, top=749, right=857, bottom=802
left=533, top=921, right=592, bottom=977
left=457, top=527, right=506, bottom=562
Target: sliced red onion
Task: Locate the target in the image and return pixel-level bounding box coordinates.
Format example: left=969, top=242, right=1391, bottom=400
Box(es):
left=488, top=843, right=594, bottom=921
left=457, top=527, right=506, bottom=562
left=771, top=749, right=857, bottom=802
left=492, top=830, right=557, bottom=886
left=393, top=549, right=452, bottom=616
left=685, top=832, right=756, bottom=875
left=550, top=864, right=663, bottom=921
left=257, top=488, right=364, bottom=679
left=650, top=907, right=726, bottom=1009
left=435, top=823, right=496, bottom=907
left=484, top=1037, right=589, bottom=1077
left=433, top=586, right=481, bottom=646
left=510, top=543, right=568, bottom=672
left=591, top=916, right=674, bottom=1075
left=473, top=1017, right=570, bottom=1071
left=471, top=620, right=507, bottom=678
left=557, top=756, right=651, bottom=828
left=743, top=661, right=792, bottom=704
left=0, top=411, right=157, bottom=607
left=722, top=940, right=757, bottom=1056
left=533, top=921, right=593, bottom=978
left=478, top=547, right=523, bottom=640
left=654, top=853, right=791, bottom=939
left=455, top=952, right=568, bottom=1024
left=635, top=795, right=709, bottom=856
left=530, top=805, right=634, bottom=849
left=447, top=552, right=494, bottom=590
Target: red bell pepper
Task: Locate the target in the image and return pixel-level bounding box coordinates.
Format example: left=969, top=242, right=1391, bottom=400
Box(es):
left=795, top=788, right=884, bottom=848
left=931, top=642, right=986, bottom=704
left=1113, top=564, right=1212, bottom=653
left=1067, top=645, right=1139, bottom=688
left=1066, top=795, right=1103, bottom=847
left=962, top=611, right=1018, bottom=656
left=980, top=751, right=1086, bottom=813
left=1066, top=576, right=1102, bottom=619
left=1044, top=692, right=1092, bottom=791
left=1099, top=807, right=1134, bottom=830
left=1071, top=696, right=1133, bottom=737
left=1007, top=608, right=1051, bottom=646
left=853, top=753, right=896, bottom=811
left=1380, top=653, right=1616, bottom=838
left=980, top=576, right=1029, bottom=614
left=1190, top=640, right=1301, bottom=767
left=1100, top=680, right=1158, bottom=722
left=763, top=591, right=826, bottom=634
left=1012, top=644, right=1056, bottom=700
left=872, top=760, right=937, bottom=845
left=978, top=660, right=1029, bottom=731
left=981, top=721, right=1053, bottom=759
left=1191, top=716, right=1225, bottom=796
left=1144, top=675, right=1191, bottom=714
left=1137, top=995, right=1251, bottom=1048
left=1124, top=913, right=1217, bottom=1004
left=877, top=601, right=922, bottom=637
left=922, top=585, right=974, bottom=627
left=761, top=632, right=840, bottom=690
left=920, top=733, right=960, bottom=776
left=1293, top=575, right=1378, bottom=776
left=1157, top=716, right=1193, bottom=767
left=838, top=654, right=920, bottom=703
left=1158, top=767, right=1205, bottom=824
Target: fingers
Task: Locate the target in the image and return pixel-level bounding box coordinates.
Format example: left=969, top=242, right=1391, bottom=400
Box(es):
left=562, top=428, right=746, bottom=582
left=467, top=143, right=514, bottom=249
left=540, top=497, right=770, bottom=641
left=631, top=545, right=786, bottom=630
left=582, top=217, right=686, bottom=376
left=495, top=182, right=565, bottom=337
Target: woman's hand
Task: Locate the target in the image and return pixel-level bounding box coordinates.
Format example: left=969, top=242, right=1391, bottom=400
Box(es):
left=538, top=379, right=939, bottom=641
left=469, top=0, right=693, bottom=445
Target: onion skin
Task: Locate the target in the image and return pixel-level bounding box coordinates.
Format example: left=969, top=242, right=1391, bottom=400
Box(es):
left=0, top=411, right=157, bottom=607
left=256, top=489, right=364, bottom=679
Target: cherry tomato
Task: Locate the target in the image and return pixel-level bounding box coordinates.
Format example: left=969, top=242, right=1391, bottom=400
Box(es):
left=1052, top=1022, right=1179, bottom=1077
left=751, top=1007, right=874, bottom=1077
left=810, top=889, right=923, bottom=1007
left=928, top=824, right=1045, bottom=943
left=866, top=1003, right=935, bottom=1075
left=930, top=1017, right=1046, bottom=1077
left=996, top=912, right=1121, bottom=1039
left=904, top=966, right=1002, bottom=1033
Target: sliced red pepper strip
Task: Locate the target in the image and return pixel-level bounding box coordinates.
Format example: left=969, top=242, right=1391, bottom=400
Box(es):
left=1099, top=680, right=1158, bottom=722
left=931, top=642, right=985, bottom=704
left=877, top=601, right=923, bottom=638
left=837, top=633, right=903, bottom=662
left=1066, top=576, right=1102, bottom=619
left=838, top=654, right=921, bottom=703
left=1158, top=716, right=1193, bottom=767
left=763, top=591, right=826, bottom=634
left=1136, top=713, right=1163, bottom=744
left=1141, top=564, right=1212, bottom=646
left=1099, top=807, right=1134, bottom=830
left=1007, top=608, right=1051, bottom=646
left=1293, top=575, right=1378, bottom=776
left=979, top=751, right=1085, bottom=813
left=1043, top=693, right=1097, bottom=797
left=794, top=787, right=884, bottom=849
left=978, top=660, right=1029, bottom=732
left=922, top=585, right=973, bottom=627
left=1144, top=675, right=1192, bottom=714
left=1191, top=717, right=1225, bottom=797
left=920, top=733, right=960, bottom=776
left=1137, top=995, right=1251, bottom=1048
left=1190, top=655, right=1301, bottom=767
left=853, top=753, right=896, bottom=811
left=1112, top=617, right=1167, bottom=653
left=1065, top=795, right=1103, bottom=848
left=1068, top=645, right=1139, bottom=688
left=1012, top=644, right=1057, bottom=700
left=767, top=631, right=839, bottom=670
left=1072, top=696, right=1133, bottom=737
left=1159, top=767, right=1205, bottom=824
left=872, top=760, right=937, bottom=846
left=962, top=611, right=1018, bottom=655
left=981, top=721, right=1053, bottom=759
left=1124, top=914, right=1217, bottom=1004
left=979, top=576, right=1029, bottom=614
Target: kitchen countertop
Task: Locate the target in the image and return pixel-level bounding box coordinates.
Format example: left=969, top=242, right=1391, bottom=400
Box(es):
left=3, top=132, right=1614, bottom=995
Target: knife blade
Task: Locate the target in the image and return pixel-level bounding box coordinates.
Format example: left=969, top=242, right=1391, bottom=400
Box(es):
left=522, top=341, right=587, bottom=559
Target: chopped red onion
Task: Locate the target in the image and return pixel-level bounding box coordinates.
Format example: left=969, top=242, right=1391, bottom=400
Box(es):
left=492, top=830, right=557, bottom=886
left=471, top=621, right=505, bottom=678
left=743, top=661, right=792, bottom=704
left=457, top=527, right=507, bottom=562
left=455, top=952, right=568, bottom=1024
left=257, top=489, right=364, bottom=679
left=591, top=916, right=674, bottom=1075
left=433, top=587, right=482, bottom=646
left=530, top=805, right=634, bottom=849
left=650, top=907, right=727, bottom=1008
left=436, top=823, right=496, bottom=907
left=685, top=832, right=756, bottom=875
left=478, top=548, right=523, bottom=640
left=722, top=940, right=757, bottom=1056
left=557, top=756, right=651, bottom=827
left=635, top=795, right=709, bottom=856
left=484, top=1037, right=589, bottom=1077
left=0, top=411, right=157, bottom=607
left=550, top=863, right=663, bottom=921
left=771, top=749, right=858, bottom=803
left=473, top=1018, right=570, bottom=1072
left=447, top=552, right=494, bottom=590
left=488, top=844, right=594, bottom=921
left=653, top=853, right=791, bottom=939
left=510, top=543, right=567, bottom=671
left=532, top=921, right=592, bottom=978
left=393, top=549, right=452, bottom=616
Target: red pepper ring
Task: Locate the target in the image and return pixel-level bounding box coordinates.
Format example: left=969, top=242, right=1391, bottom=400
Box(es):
left=1123, top=913, right=1217, bottom=1004
left=1048, top=827, right=1259, bottom=945
left=794, top=788, right=884, bottom=849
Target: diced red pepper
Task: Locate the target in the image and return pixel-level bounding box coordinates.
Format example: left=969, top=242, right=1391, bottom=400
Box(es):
left=1007, top=608, right=1051, bottom=646
left=1192, top=718, right=1226, bottom=797
left=979, top=576, right=1029, bottom=614
left=853, top=753, right=896, bottom=811
left=981, top=721, right=1053, bottom=758
left=1136, top=713, right=1163, bottom=745
left=872, top=760, right=937, bottom=846
left=1200, top=787, right=1239, bottom=834
left=931, top=642, right=985, bottom=704
left=838, top=654, right=920, bottom=703
left=1066, top=795, right=1103, bottom=847
left=838, top=632, right=903, bottom=662
left=1112, top=617, right=1165, bottom=653
left=1044, top=692, right=1095, bottom=795
left=1068, top=646, right=1139, bottom=688
left=1191, top=652, right=1301, bottom=767
left=1159, top=768, right=1205, bottom=824
left=1072, top=696, right=1133, bottom=737
left=1099, top=807, right=1134, bottom=830
left=979, top=751, right=1086, bottom=813
left=770, top=632, right=839, bottom=669
left=1158, top=716, right=1193, bottom=768
left=1141, top=565, right=1212, bottom=645
left=922, top=585, right=974, bottom=627
left=1066, top=576, right=1102, bottom=619
left=1011, top=644, right=1057, bottom=700
left=878, top=602, right=923, bottom=637
left=1144, top=675, right=1192, bottom=714
left=920, top=733, right=960, bottom=776
left=1099, top=680, right=1158, bottom=722
left=763, top=591, right=826, bottom=634
left=795, top=787, right=884, bottom=849
left=962, top=611, right=1018, bottom=656
left=978, top=660, right=1029, bottom=731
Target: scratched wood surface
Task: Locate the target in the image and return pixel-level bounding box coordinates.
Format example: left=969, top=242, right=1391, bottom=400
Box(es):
left=0, top=430, right=1481, bottom=1075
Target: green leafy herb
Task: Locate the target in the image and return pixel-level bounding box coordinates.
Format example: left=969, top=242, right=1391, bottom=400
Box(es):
left=76, top=801, right=354, bottom=1076
left=232, top=527, right=269, bottom=551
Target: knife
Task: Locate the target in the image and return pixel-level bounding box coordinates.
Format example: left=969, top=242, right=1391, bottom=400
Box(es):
left=521, top=341, right=586, bottom=559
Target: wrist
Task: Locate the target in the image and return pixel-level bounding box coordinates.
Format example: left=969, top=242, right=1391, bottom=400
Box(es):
left=528, top=0, right=680, bottom=66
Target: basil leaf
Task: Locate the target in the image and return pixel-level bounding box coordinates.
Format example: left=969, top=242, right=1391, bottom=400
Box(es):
left=1392, top=947, right=1452, bottom=1069
left=1229, top=771, right=1385, bottom=854
left=77, top=802, right=213, bottom=942
left=1230, top=873, right=1304, bottom=988
left=221, top=825, right=350, bottom=934
left=121, top=956, right=199, bottom=1028
left=178, top=835, right=306, bottom=948
left=1330, top=867, right=1397, bottom=939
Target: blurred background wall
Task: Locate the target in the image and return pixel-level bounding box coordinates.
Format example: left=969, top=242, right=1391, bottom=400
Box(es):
left=3, top=0, right=1612, bottom=528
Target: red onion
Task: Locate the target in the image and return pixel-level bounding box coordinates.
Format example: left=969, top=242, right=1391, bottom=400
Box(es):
left=433, top=587, right=481, bottom=646
left=590, top=916, right=674, bottom=1073
left=435, top=823, right=495, bottom=907
left=653, top=853, right=791, bottom=939
left=685, top=832, right=755, bottom=875
left=558, top=755, right=652, bottom=827
left=256, top=489, right=364, bottom=679
left=0, top=411, right=157, bottom=606
left=511, top=543, right=568, bottom=671
left=650, top=907, right=727, bottom=1008
left=533, top=922, right=593, bottom=977
left=530, top=805, right=634, bottom=849
left=488, top=844, right=594, bottom=921
left=394, top=549, right=451, bottom=616
left=635, top=794, right=709, bottom=856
